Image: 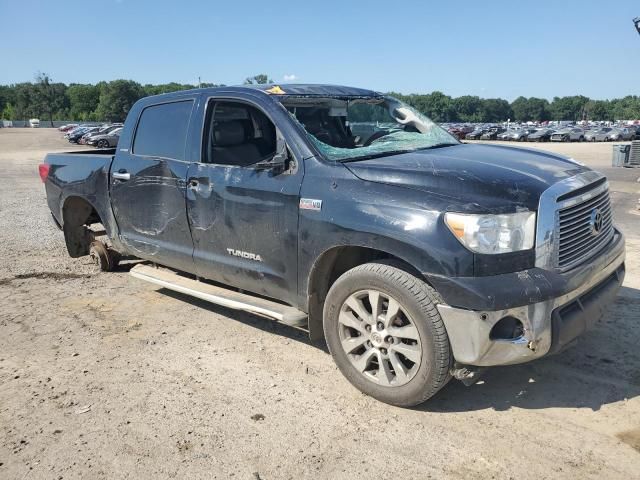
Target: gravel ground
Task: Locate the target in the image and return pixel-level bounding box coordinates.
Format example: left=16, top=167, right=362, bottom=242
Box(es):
left=1, top=129, right=639, bottom=480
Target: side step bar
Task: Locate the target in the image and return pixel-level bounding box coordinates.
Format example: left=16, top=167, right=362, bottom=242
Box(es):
left=130, top=264, right=308, bottom=327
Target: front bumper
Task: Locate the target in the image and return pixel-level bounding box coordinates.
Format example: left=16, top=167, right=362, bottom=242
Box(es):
left=434, top=229, right=625, bottom=366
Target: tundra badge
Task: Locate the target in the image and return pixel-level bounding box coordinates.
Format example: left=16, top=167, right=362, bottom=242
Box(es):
left=226, top=249, right=263, bottom=262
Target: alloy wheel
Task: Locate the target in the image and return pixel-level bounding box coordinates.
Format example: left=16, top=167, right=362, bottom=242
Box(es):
left=338, top=289, right=422, bottom=387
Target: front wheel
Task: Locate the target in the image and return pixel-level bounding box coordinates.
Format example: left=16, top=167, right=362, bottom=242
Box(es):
left=323, top=262, right=452, bottom=406
left=97, top=139, right=108, bottom=148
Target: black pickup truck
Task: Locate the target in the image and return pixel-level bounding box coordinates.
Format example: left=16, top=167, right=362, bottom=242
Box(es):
left=41, top=84, right=626, bottom=406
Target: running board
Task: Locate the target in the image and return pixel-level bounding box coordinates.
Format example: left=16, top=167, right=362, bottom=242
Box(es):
left=130, top=264, right=308, bottom=327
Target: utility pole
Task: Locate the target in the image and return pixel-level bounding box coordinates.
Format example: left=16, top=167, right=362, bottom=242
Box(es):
left=198, top=76, right=201, bottom=88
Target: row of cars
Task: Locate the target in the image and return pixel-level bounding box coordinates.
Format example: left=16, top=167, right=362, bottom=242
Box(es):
left=58, top=123, right=122, bottom=148
left=448, top=124, right=640, bottom=143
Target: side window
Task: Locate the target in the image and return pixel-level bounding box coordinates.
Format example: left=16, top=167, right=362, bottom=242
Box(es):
left=133, top=100, right=193, bottom=160
left=205, top=100, right=276, bottom=166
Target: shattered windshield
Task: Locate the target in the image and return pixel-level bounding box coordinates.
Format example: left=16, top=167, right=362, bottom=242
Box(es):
left=278, top=96, right=459, bottom=162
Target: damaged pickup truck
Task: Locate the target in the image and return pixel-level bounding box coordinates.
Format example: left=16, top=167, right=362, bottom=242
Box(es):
left=40, top=84, right=626, bottom=406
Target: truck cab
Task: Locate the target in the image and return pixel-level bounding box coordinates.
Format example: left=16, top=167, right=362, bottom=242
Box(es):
left=41, top=84, right=625, bottom=406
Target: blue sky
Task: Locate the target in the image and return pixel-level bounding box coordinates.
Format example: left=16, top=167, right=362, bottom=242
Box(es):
left=1, top=0, right=639, bottom=100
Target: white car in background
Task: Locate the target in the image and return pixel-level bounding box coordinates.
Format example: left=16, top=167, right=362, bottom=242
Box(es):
left=29, top=118, right=40, bottom=128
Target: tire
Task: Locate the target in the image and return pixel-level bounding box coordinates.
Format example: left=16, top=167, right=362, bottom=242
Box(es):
left=579, top=136, right=584, bottom=142
left=323, top=262, right=452, bottom=407
left=97, top=139, right=108, bottom=148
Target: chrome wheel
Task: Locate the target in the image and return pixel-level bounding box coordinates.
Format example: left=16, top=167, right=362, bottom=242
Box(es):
left=338, top=289, right=422, bottom=387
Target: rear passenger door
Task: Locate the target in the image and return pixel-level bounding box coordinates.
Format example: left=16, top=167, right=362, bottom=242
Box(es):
left=185, top=96, right=303, bottom=305
left=110, top=98, right=197, bottom=273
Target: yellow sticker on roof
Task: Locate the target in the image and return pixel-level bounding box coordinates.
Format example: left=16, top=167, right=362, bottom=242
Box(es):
left=265, top=85, right=286, bottom=95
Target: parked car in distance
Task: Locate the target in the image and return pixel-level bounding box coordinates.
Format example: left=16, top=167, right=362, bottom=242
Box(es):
left=550, top=128, right=585, bottom=142
left=68, top=126, right=101, bottom=143
left=527, top=128, right=555, bottom=142
left=58, top=123, right=78, bottom=132
left=84, top=124, right=123, bottom=143
left=480, top=127, right=506, bottom=140
left=465, top=128, right=487, bottom=140
left=608, top=128, right=636, bottom=141
left=499, top=128, right=537, bottom=142
left=585, top=127, right=614, bottom=142
left=87, top=127, right=122, bottom=148
left=29, top=118, right=40, bottom=128
left=64, top=124, right=94, bottom=138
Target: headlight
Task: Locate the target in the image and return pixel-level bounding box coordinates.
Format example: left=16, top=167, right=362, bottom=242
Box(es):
left=444, top=211, right=536, bottom=254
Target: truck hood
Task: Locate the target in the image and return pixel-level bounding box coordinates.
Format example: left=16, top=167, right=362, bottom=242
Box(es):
left=344, top=143, right=588, bottom=212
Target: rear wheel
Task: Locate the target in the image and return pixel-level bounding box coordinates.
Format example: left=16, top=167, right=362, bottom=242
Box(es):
left=323, top=262, right=452, bottom=406
left=97, top=139, right=108, bottom=148
left=89, top=240, right=119, bottom=272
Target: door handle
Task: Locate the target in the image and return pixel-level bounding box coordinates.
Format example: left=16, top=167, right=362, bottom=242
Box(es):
left=112, top=171, right=131, bottom=181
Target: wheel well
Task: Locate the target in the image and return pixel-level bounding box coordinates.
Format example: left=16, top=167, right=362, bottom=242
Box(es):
left=62, top=196, right=103, bottom=258
left=306, top=246, right=422, bottom=342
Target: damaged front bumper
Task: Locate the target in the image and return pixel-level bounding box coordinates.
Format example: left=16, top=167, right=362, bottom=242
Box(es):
left=433, top=229, right=625, bottom=367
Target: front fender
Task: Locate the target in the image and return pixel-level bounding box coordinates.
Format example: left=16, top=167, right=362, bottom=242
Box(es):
left=297, top=157, right=474, bottom=306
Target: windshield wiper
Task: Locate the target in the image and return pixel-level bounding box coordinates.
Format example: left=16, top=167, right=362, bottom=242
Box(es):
left=415, top=143, right=459, bottom=150
left=339, top=150, right=412, bottom=163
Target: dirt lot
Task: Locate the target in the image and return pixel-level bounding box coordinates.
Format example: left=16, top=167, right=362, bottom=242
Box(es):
left=1, top=129, right=639, bottom=480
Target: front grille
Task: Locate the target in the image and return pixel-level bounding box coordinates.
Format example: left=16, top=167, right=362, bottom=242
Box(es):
left=556, top=185, right=614, bottom=269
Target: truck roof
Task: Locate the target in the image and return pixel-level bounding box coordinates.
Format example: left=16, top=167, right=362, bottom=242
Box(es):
left=140, top=84, right=383, bottom=103
left=247, top=84, right=382, bottom=97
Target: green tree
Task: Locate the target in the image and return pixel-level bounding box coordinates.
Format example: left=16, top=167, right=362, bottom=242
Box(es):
left=95, top=80, right=144, bottom=122
left=34, top=73, right=68, bottom=126
left=67, top=84, right=100, bottom=120
left=610, top=96, right=640, bottom=121
left=0, top=85, right=12, bottom=116
left=482, top=98, right=513, bottom=122
left=584, top=100, right=612, bottom=121
left=451, top=96, right=484, bottom=122
left=12, top=83, right=38, bottom=120
left=243, top=74, right=273, bottom=85
left=549, top=95, right=590, bottom=121
left=1, top=102, right=16, bottom=120
left=510, top=96, right=550, bottom=122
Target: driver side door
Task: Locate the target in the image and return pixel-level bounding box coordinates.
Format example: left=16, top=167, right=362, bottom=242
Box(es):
left=185, top=97, right=303, bottom=305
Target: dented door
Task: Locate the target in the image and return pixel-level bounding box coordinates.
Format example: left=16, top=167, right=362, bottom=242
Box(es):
left=110, top=99, right=197, bottom=273
left=185, top=162, right=303, bottom=305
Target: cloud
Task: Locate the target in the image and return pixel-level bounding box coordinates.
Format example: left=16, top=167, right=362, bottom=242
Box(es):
left=283, top=74, right=297, bottom=82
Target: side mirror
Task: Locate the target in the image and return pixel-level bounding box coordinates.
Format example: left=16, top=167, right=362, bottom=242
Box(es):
left=254, top=131, right=289, bottom=172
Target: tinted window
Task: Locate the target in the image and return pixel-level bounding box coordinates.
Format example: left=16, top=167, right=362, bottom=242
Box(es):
left=133, top=100, right=193, bottom=160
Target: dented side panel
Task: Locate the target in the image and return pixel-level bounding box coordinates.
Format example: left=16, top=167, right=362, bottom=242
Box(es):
left=109, top=154, right=196, bottom=273
left=186, top=161, right=303, bottom=304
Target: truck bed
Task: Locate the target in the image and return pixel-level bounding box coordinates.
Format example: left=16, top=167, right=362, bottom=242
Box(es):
left=44, top=150, right=116, bottom=228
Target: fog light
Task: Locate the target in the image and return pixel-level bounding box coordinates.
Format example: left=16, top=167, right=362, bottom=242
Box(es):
left=490, top=316, right=524, bottom=340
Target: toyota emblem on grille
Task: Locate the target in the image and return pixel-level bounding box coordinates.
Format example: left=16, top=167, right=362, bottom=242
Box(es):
left=589, top=208, right=603, bottom=236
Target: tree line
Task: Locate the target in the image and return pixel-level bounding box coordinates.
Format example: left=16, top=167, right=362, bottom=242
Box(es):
left=1, top=73, right=639, bottom=125
left=391, top=92, right=640, bottom=124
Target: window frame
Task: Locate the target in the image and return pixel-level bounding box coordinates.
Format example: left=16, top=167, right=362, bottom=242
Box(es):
left=131, top=98, right=195, bottom=162
left=200, top=97, right=280, bottom=167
